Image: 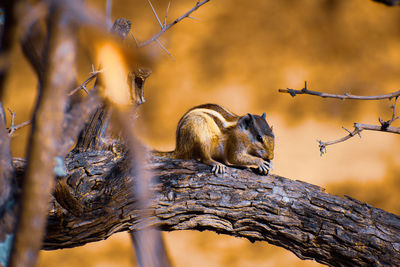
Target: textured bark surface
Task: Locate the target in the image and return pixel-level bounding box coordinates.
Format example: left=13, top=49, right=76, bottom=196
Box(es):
left=12, top=151, right=400, bottom=267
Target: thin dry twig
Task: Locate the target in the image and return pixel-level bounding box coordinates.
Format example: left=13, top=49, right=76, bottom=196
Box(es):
left=6, top=108, right=32, bottom=137
left=279, top=81, right=400, bottom=100
left=138, top=0, right=210, bottom=47
left=68, top=70, right=102, bottom=96
left=155, top=39, right=175, bottom=61
left=148, top=0, right=163, bottom=29
left=130, top=32, right=139, bottom=47
left=163, top=1, right=171, bottom=27
left=318, top=97, right=400, bottom=155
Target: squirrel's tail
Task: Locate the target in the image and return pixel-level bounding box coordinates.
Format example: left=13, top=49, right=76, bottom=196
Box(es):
left=152, top=150, right=175, bottom=158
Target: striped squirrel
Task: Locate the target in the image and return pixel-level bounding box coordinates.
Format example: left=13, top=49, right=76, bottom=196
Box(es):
left=160, top=104, right=274, bottom=175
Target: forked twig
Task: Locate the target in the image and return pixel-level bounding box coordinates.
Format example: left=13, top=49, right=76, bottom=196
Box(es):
left=68, top=69, right=102, bottom=96
left=318, top=96, right=400, bottom=155
left=138, top=0, right=210, bottom=47
left=279, top=81, right=400, bottom=100
left=6, top=109, right=32, bottom=137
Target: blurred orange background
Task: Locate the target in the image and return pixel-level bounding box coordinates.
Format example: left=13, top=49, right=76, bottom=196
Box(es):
left=3, top=0, right=400, bottom=266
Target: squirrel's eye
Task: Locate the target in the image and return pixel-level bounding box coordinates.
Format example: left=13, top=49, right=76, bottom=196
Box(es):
left=256, top=135, right=263, bottom=143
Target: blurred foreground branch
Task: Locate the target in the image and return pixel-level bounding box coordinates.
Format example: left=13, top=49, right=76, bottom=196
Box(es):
left=9, top=3, right=77, bottom=266
left=10, top=152, right=400, bottom=267
left=372, top=0, right=400, bottom=6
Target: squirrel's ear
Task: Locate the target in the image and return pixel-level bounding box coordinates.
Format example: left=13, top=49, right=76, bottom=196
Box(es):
left=261, top=112, right=266, bottom=120
left=239, top=113, right=254, bottom=129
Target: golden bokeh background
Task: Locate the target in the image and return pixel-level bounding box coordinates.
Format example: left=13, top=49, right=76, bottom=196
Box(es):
left=2, top=0, right=400, bottom=266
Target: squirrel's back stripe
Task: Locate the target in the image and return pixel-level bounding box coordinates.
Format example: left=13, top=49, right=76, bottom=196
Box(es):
left=180, top=105, right=238, bottom=131
left=188, top=104, right=237, bottom=122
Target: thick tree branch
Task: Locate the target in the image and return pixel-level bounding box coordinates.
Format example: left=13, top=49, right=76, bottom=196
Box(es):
left=11, top=152, right=400, bottom=266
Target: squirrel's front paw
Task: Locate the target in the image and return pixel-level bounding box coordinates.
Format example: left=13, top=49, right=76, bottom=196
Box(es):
left=212, top=163, right=226, bottom=174
left=257, top=160, right=272, bottom=175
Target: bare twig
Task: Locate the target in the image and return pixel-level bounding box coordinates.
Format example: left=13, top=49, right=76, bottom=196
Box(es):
left=163, top=1, right=171, bottom=27
left=68, top=70, right=102, bottom=96
left=6, top=108, right=32, bottom=137
left=130, top=32, right=139, bottom=47
left=318, top=95, right=400, bottom=155
left=155, top=39, right=175, bottom=61
left=319, top=122, right=400, bottom=155
left=148, top=0, right=163, bottom=29
left=138, top=0, right=211, bottom=47
left=279, top=81, right=400, bottom=100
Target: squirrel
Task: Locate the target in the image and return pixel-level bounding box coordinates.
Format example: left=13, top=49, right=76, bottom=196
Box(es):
left=158, top=103, right=274, bottom=175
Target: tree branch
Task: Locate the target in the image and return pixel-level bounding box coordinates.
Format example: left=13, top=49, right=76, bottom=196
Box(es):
left=318, top=96, right=400, bottom=155
left=138, top=0, right=211, bottom=47
left=10, top=152, right=400, bottom=266
left=67, top=69, right=102, bottom=96
left=318, top=123, right=400, bottom=155
left=279, top=81, right=400, bottom=100
left=279, top=82, right=400, bottom=153
left=5, top=109, right=32, bottom=137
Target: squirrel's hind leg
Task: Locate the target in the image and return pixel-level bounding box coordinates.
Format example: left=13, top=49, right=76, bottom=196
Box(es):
left=196, top=143, right=226, bottom=175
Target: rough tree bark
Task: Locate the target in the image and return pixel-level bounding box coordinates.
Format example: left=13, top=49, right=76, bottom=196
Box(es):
left=10, top=149, right=400, bottom=267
